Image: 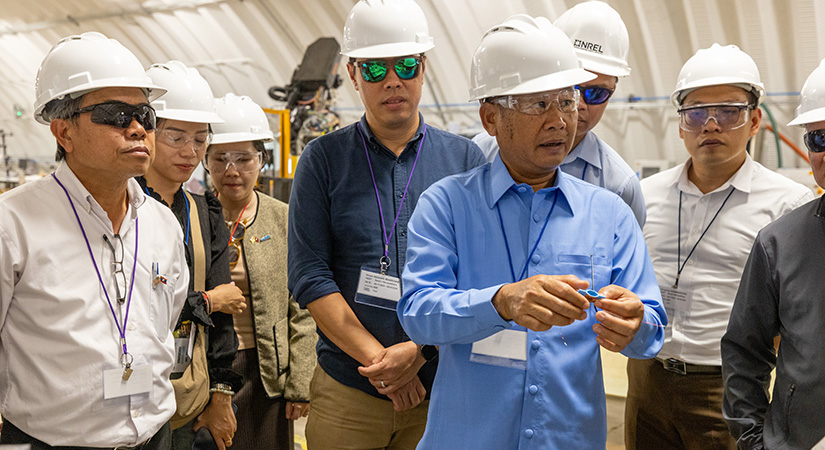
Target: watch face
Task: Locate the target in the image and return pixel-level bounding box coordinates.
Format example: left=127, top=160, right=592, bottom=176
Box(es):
left=422, top=345, right=438, bottom=361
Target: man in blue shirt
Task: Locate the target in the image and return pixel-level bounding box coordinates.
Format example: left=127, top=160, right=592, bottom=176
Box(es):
left=398, top=15, right=666, bottom=450
left=472, top=1, right=645, bottom=226
left=287, top=0, right=485, bottom=448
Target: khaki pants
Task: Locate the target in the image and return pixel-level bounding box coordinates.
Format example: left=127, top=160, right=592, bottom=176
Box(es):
left=306, top=366, right=428, bottom=450
left=625, top=358, right=736, bottom=450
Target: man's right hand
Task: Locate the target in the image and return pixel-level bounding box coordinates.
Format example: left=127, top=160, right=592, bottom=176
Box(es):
left=491, top=274, right=590, bottom=332
left=386, top=376, right=427, bottom=411
left=207, top=282, right=246, bottom=315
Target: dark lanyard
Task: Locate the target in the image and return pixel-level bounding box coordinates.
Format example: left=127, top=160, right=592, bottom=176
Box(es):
left=143, top=185, right=190, bottom=246
left=581, top=161, right=588, bottom=181
left=674, top=188, right=734, bottom=288
left=52, top=173, right=139, bottom=369
left=356, top=122, right=427, bottom=274
left=496, top=190, right=559, bottom=282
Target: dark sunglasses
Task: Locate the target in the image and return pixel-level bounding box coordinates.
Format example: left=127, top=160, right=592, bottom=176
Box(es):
left=357, top=57, right=422, bottom=83
left=804, top=129, right=825, bottom=153
left=575, top=86, right=615, bottom=105
left=73, top=101, right=157, bottom=131
left=227, top=221, right=247, bottom=267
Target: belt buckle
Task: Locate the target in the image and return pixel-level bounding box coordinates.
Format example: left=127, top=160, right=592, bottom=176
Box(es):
left=663, top=357, right=687, bottom=375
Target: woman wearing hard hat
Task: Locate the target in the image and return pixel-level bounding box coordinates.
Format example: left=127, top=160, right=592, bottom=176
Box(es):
left=140, top=61, right=243, bottom=450
left=205, top=93, right=316, bottom=450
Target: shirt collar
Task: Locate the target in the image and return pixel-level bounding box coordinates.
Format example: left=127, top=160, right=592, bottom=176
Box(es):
left=487, top=153, right=575, bottom=215
left=563, top=131, right=602, bottom=169
left=357, top=112, right=426, bottom=156
left=54, top=163, right=147, bottom=216
left=676, top=154, right=755, bottom=195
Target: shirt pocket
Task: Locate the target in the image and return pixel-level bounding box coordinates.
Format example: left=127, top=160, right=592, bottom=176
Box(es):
left=556, top=252, right=611, bottom=289
left=150, top=277, right=177, bottom=338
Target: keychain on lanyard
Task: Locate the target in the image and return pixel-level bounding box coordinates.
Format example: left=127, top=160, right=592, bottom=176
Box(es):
left=674, top=189, right=734, bottom=288
left=53, top=173, right=139, bottom=380
left=356, top=123, right=427, bottom=275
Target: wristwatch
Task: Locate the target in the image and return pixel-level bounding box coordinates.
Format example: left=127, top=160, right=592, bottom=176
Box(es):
left=420, top=345, right=438, bottom=362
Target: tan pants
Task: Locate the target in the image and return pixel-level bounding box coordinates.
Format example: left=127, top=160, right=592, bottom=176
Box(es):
left=625, top=358, right=737, bottom=450
left=306, top=366, right=428, bottom=450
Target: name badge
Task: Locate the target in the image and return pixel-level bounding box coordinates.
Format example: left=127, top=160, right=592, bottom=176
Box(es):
left=659, top=285, right=693, bottom=332
left=354, top=266, right=402, bottom=310
left=172, top=334, right=196, bottom=374
left=103, top=364, right=152, bottom=399
left=470, top=329, right=528, bottom=370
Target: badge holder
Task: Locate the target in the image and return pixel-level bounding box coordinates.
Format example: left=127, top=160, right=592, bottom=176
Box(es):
left=470, top=327, right=528, bottom=370
left=354, top=257, right=402, bottom=311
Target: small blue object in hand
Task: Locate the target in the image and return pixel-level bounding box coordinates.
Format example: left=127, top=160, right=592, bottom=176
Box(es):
left=578, top=289, right=605, bottom=299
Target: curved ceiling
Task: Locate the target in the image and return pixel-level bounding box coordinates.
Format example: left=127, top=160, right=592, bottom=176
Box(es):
left=1, top=0, right=824, bottom=164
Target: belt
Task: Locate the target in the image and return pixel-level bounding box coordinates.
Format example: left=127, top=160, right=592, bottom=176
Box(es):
left=656, top=357, right=721, bottom=375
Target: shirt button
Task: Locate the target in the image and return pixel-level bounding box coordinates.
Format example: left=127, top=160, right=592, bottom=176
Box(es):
left=688, top=260, right=694, bottom=265
left=519, top=186, right=528, bottom=193
left=531, top=254, right=541, bottom=264
left=400, top=230, right=407, bottom=237
left=127, top=324, right=136, bottom=331
left=531, top=340, right=540, bottom=350
left=133, top=410, right=141, bottom=418
left=528, top=385, right=538, bottom=395
left=532, top=214, right=541, bottom=222
left=397, top=191, right=404, bottom=198
left=524, top=429, right=534, bottom=439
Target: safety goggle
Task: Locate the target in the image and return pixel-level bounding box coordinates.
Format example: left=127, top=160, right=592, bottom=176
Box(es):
left=804, top=129, right=825, bottom=153
left=206, top=151, right=263, bottom=174
left=356, top=57, right=422, bottom=83
left=677, top=103, right=753, bottom=132
left=73, top=101, right=157, bottom=131
left=157, top=128, right=211, bottom=152
left=488, top=87, right=580, bottom=116
left=576, top=85, right=615, bottom=105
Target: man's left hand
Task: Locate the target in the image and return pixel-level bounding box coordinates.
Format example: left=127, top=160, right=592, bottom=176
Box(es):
left=194, top=393, right=236, bottom=449
left=358, top=341, right=425, bottom=394
left=590, top=285, right=645, bottom=352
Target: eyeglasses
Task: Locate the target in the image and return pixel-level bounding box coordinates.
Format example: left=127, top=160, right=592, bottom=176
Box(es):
left=227, top=220, right=247, bottom=267
left=206, top=151, right=263, bottom=174
left=103, top=234, right=127, bottom=304
left=157, top=128, right=211, bottom=152
left=804, top=129, right=825, bottom=153
left=356, top=57, right=422, bottom=83
left=488, top=88, right=580, bottom=116
left=678, top=103, right=753, bottom=132
left=576, top=85, right=615, bottom=105
left=73, top=101, right=157, bottom=131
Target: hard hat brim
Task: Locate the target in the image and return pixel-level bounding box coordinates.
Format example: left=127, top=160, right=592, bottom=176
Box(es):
left=211, top=132, right=275, bottom=145
left=788, top=108, right=825, bottom=127
left=342, top=41, right=434, bottom=59
left=155, top=108, right=225, bottom=124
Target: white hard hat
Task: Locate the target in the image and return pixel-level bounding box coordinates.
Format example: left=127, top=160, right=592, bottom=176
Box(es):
left=469, top=15, right=596, bottom=101
left=211, top=94, right=275, bottom=144
left=147, top=61, right=224, bottom=124
left=671, top=43, right=765, bottom=107
left=554, top=1, right=631, bottom=78
left=34, top=31, right=165, bottom=124
left=788, top=59, right=825, bottom=126
left=342, top=0, right=434, bottom=58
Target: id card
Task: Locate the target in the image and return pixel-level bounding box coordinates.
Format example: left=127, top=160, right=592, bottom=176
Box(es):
left=354, top=266, right=401, bottom=310
left=103, top=364, right=152, bottom=399
left=171, top=322, right=196, bottom=374
left=660, top=285, right=693, bottom=331
left=470, top=329, right=528, bottom=370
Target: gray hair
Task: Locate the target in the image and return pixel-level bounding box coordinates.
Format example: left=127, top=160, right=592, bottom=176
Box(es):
left=42, top=95, right=84, bottom=162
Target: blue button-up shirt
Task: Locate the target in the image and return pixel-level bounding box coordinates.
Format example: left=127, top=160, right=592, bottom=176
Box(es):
left=473, top=130, right=646, bottom=226
left=399, top=155, right=665, bottom=450
left=288, top=114, right=486, bottom=398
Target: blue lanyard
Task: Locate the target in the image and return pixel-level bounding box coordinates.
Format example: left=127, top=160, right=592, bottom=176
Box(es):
left=143, top=185, right=190, bottom=246
left=496, top=190, right=559, bottom=282
left=674, top=188, right=735, bottom=288
left=52, top=173, right=138, bottom=365
left=581, top=161, right=588, bottom=181
left=356, top=122, right=427, bottom=274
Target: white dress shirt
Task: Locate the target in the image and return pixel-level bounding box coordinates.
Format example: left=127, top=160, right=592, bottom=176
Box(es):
left=0, top=163, right=188, bottom=446
left=473, top=130, right=646, bottom=225
left=641, top=155, right=812, bottom=365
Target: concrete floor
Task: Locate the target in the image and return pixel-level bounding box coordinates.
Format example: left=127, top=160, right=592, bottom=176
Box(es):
left=294, top=395, right=628, bottom=449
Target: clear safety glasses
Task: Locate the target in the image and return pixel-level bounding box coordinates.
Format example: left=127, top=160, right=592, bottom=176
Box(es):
left=804, top=129, right=825, bottom=153
left=356, top=57, right=422, bottom=83
left=206, top=151, right=263, bottom=174
left=576, top=85, right=615, bottom=105
left=157, top=129, right=211, bottom=152
left=678, top=103, right=754, bottom=132
left=488, top=87, right=580, bottom=116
